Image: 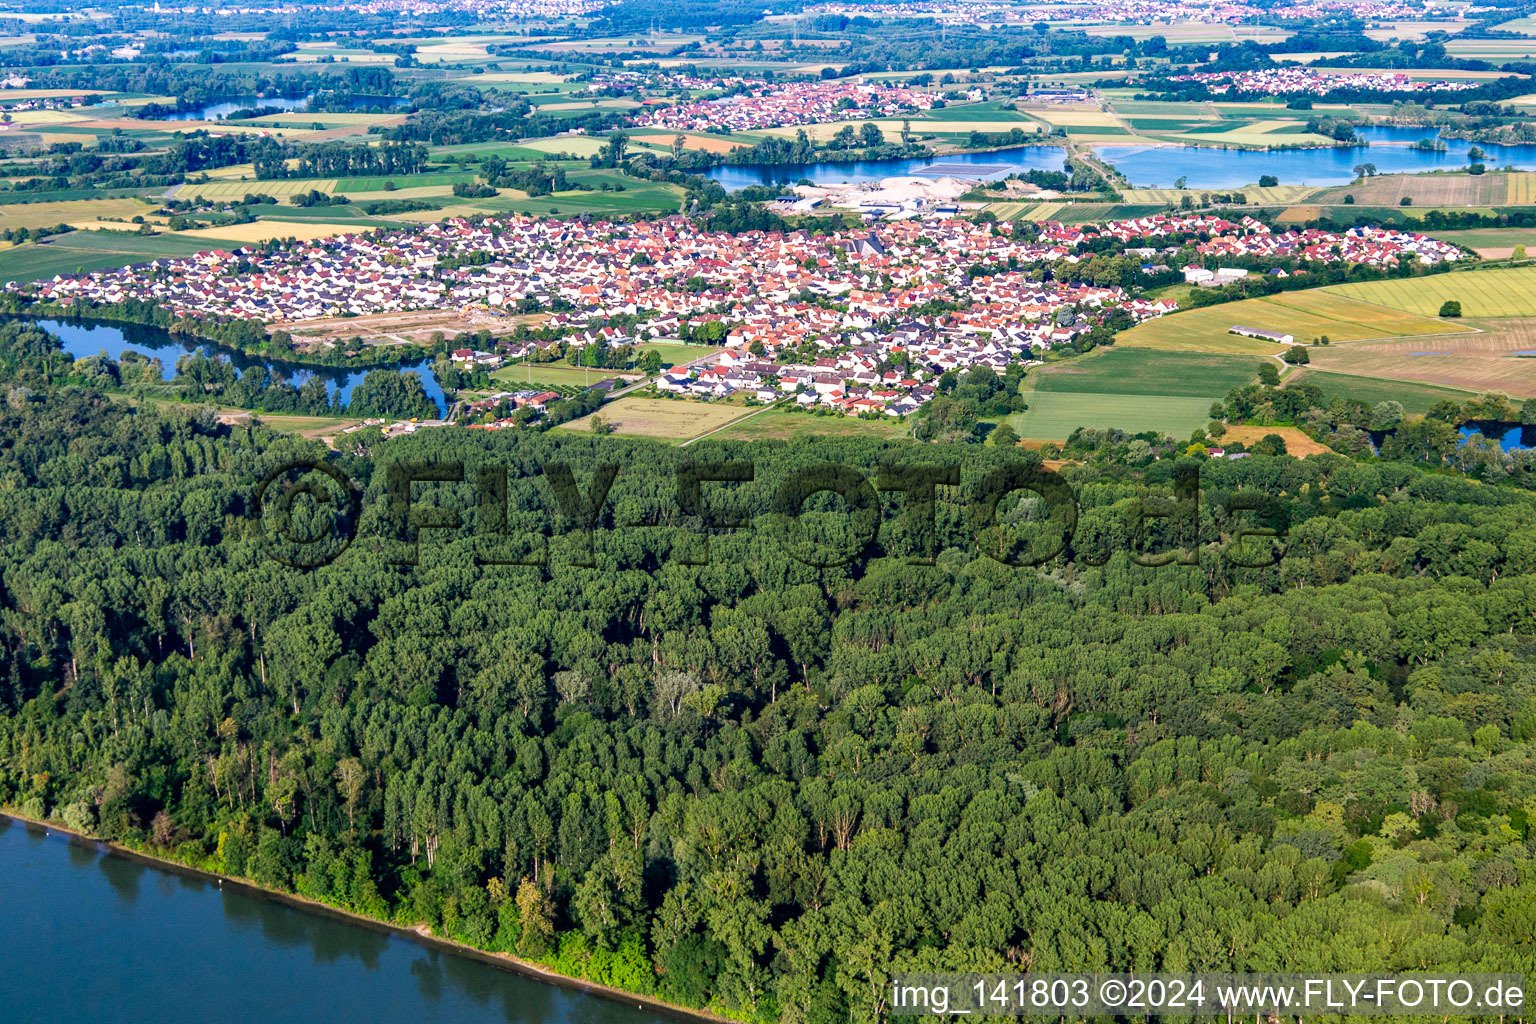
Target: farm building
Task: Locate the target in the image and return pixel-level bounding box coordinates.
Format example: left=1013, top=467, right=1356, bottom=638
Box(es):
left=1229, top=325, right=1295, bottom=344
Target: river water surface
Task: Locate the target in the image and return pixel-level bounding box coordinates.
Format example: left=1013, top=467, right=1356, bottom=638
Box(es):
left=0, top=817, right=672, bottom=1024
left=37, top=317, right=448, bottom=415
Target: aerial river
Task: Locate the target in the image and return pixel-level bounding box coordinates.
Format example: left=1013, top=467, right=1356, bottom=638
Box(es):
left=33, top=317, right=448, bottom=416
left=707, top=128, right=1536, bottom=190
left=0, top=817, right=673, bottom=1024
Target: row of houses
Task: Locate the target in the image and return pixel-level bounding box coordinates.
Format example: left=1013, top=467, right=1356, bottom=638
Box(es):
left=634, top=80, right=936, bottom=133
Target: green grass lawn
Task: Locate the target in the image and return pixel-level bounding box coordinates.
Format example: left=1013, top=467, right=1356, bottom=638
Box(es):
left=1012, top=392, right=1216, bottom=440
left=1008, top=348, right=1267, bottom=439
left=637, top=341, right=717, bottom=366
left=708, top=408, right=910, bottom=442
left=1289, top=369, right=1478, bottom=413
left=916, top=100, right=1031, bottom=123
left=0, top=231, right=217, bottom=284
left=477, top=181, right=683, bottom=217
left=332, top=173, right=481, bottom=193
left=427, top=142, right=565, bottom=162
left=1032, top=348, right=1265, bottom=397
left=490, top=363, right=625, bottom=389
left=1417, top=228, right=1536, bottom=253
left=1328, top=266, right=1536, bottom=317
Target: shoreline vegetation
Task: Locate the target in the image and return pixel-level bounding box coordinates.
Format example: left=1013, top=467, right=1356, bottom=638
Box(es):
left=2, top=301, right=445, bottom=372
left=0, top=808, right=730, bottom=1024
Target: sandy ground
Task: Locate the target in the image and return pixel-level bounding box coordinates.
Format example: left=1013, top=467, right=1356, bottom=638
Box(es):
left=792, top=176, right=974, bottom=209
left=1218, top=424, right=1332, bottom=456
left=280, top=308, right=549, bottom=346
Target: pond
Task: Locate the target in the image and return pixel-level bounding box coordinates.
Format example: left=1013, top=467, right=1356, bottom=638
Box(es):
left=165, top=95, right=408, bottom=121
left=0, top=818, right=673, bottom=1024
left=36, top=317, right=447, bottom=416
left=1095, top=126, right=1536, bottom=189
left=164, top=94, right=315, bottom=121
left=1459, top=423, right=1533, bottom=452
left=705, top=144, right=1069, bottom=189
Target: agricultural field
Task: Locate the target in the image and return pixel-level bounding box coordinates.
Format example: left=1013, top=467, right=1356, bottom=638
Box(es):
left=1012, top=393, right=1218, bottom=440
left=1009, top=348, right=1264, bottom=439
left=915, top=100, right=1030, bottom=123
left=1168, top=120, right=1334, bottom=147
left=635, top=342, right=718, bottom=367
left=1327, top=265, right=1536, bottom=317
left=179, top=220, right=367, bottom=244
left=1023, top=106, right=1122, bottom=126
left=1118, top=291, right=1468, bottom=352
left=473, top=179, right=684, bottom=217
left=1420, top=227, right=1536, bottom=258
left=518, top=136, right=610, bottom=158
left=1315, top=172, right=1514, bottom=208
left=1032, top=348, right=1266, bottom=398
left=490, top=364, right=625, bottom=389
left=1216, top=424, right=1332, bottom=455
left=1288, top=368, right=1482, bottom=413
left=0, top=197, right=152, bottom=231
left=1120, top=185, right=1320, bottom=205
left=0, top=230, right=217, bottom=283
left=1079, top=21, right=1290, bottom=43
left=175, top=178, right=340, bottom=199
left=561, top=396, right=750, bottom=440
left=1446, top=39, right=1536, bottom=59
left=1303, top=319, right=1536, bottom=396
left=708, top=408, right=910, bottom=442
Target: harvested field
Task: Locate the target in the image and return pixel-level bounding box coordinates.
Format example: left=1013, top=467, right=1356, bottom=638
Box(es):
left=1276, top=205, right=1322, bottom=224
left=1217, top=424, right=1332, bottom=455
left=176, top=179, right=339, bottom=199
left=1304, top=318, right=1536, bottom=397
left=0, top=197, right=149, bottom=230
left=710, top=408, right=910, bottom=441
left=519, top=136, right=608, bottom=157
left=1029, top=109, right=1121, bottom=127
left=562, top=396, right=749, bottom=441
left=628, top=131, right=745, bottom=154
left=1316, top=172, right=1510, bottom=208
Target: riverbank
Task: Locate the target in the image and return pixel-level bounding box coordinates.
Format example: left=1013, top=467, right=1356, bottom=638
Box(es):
left=1, top=808, right=731, bottom=1024
left=10, top=302, right=446, bottom=373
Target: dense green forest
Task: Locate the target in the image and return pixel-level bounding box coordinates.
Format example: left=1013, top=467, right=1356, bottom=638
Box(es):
left=0, top=324, right=1534, bottom=1022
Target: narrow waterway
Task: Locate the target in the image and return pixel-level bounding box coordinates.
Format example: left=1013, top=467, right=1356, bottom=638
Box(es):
left=0, top=818, right=673, bottom=1024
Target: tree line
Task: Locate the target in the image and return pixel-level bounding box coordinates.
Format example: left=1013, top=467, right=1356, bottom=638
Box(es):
left=0, top=322, right=1533, bottom=1022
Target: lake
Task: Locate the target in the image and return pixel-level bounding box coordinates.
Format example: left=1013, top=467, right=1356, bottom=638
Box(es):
left=165, top=94, right=314, bottom=121
left=705, top=144, right=1068, bottom=189
left=0, top=818, right=672, bottom=1024
left=167, top=95, right=408, bottom=121
left=708, top=128, right=1536, bottom=191
left=1095, top=126, right=1536, bottom=189
left=35, top=317, right=447, bottom=416
left=1459, top=423, right=1533, bottom=452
